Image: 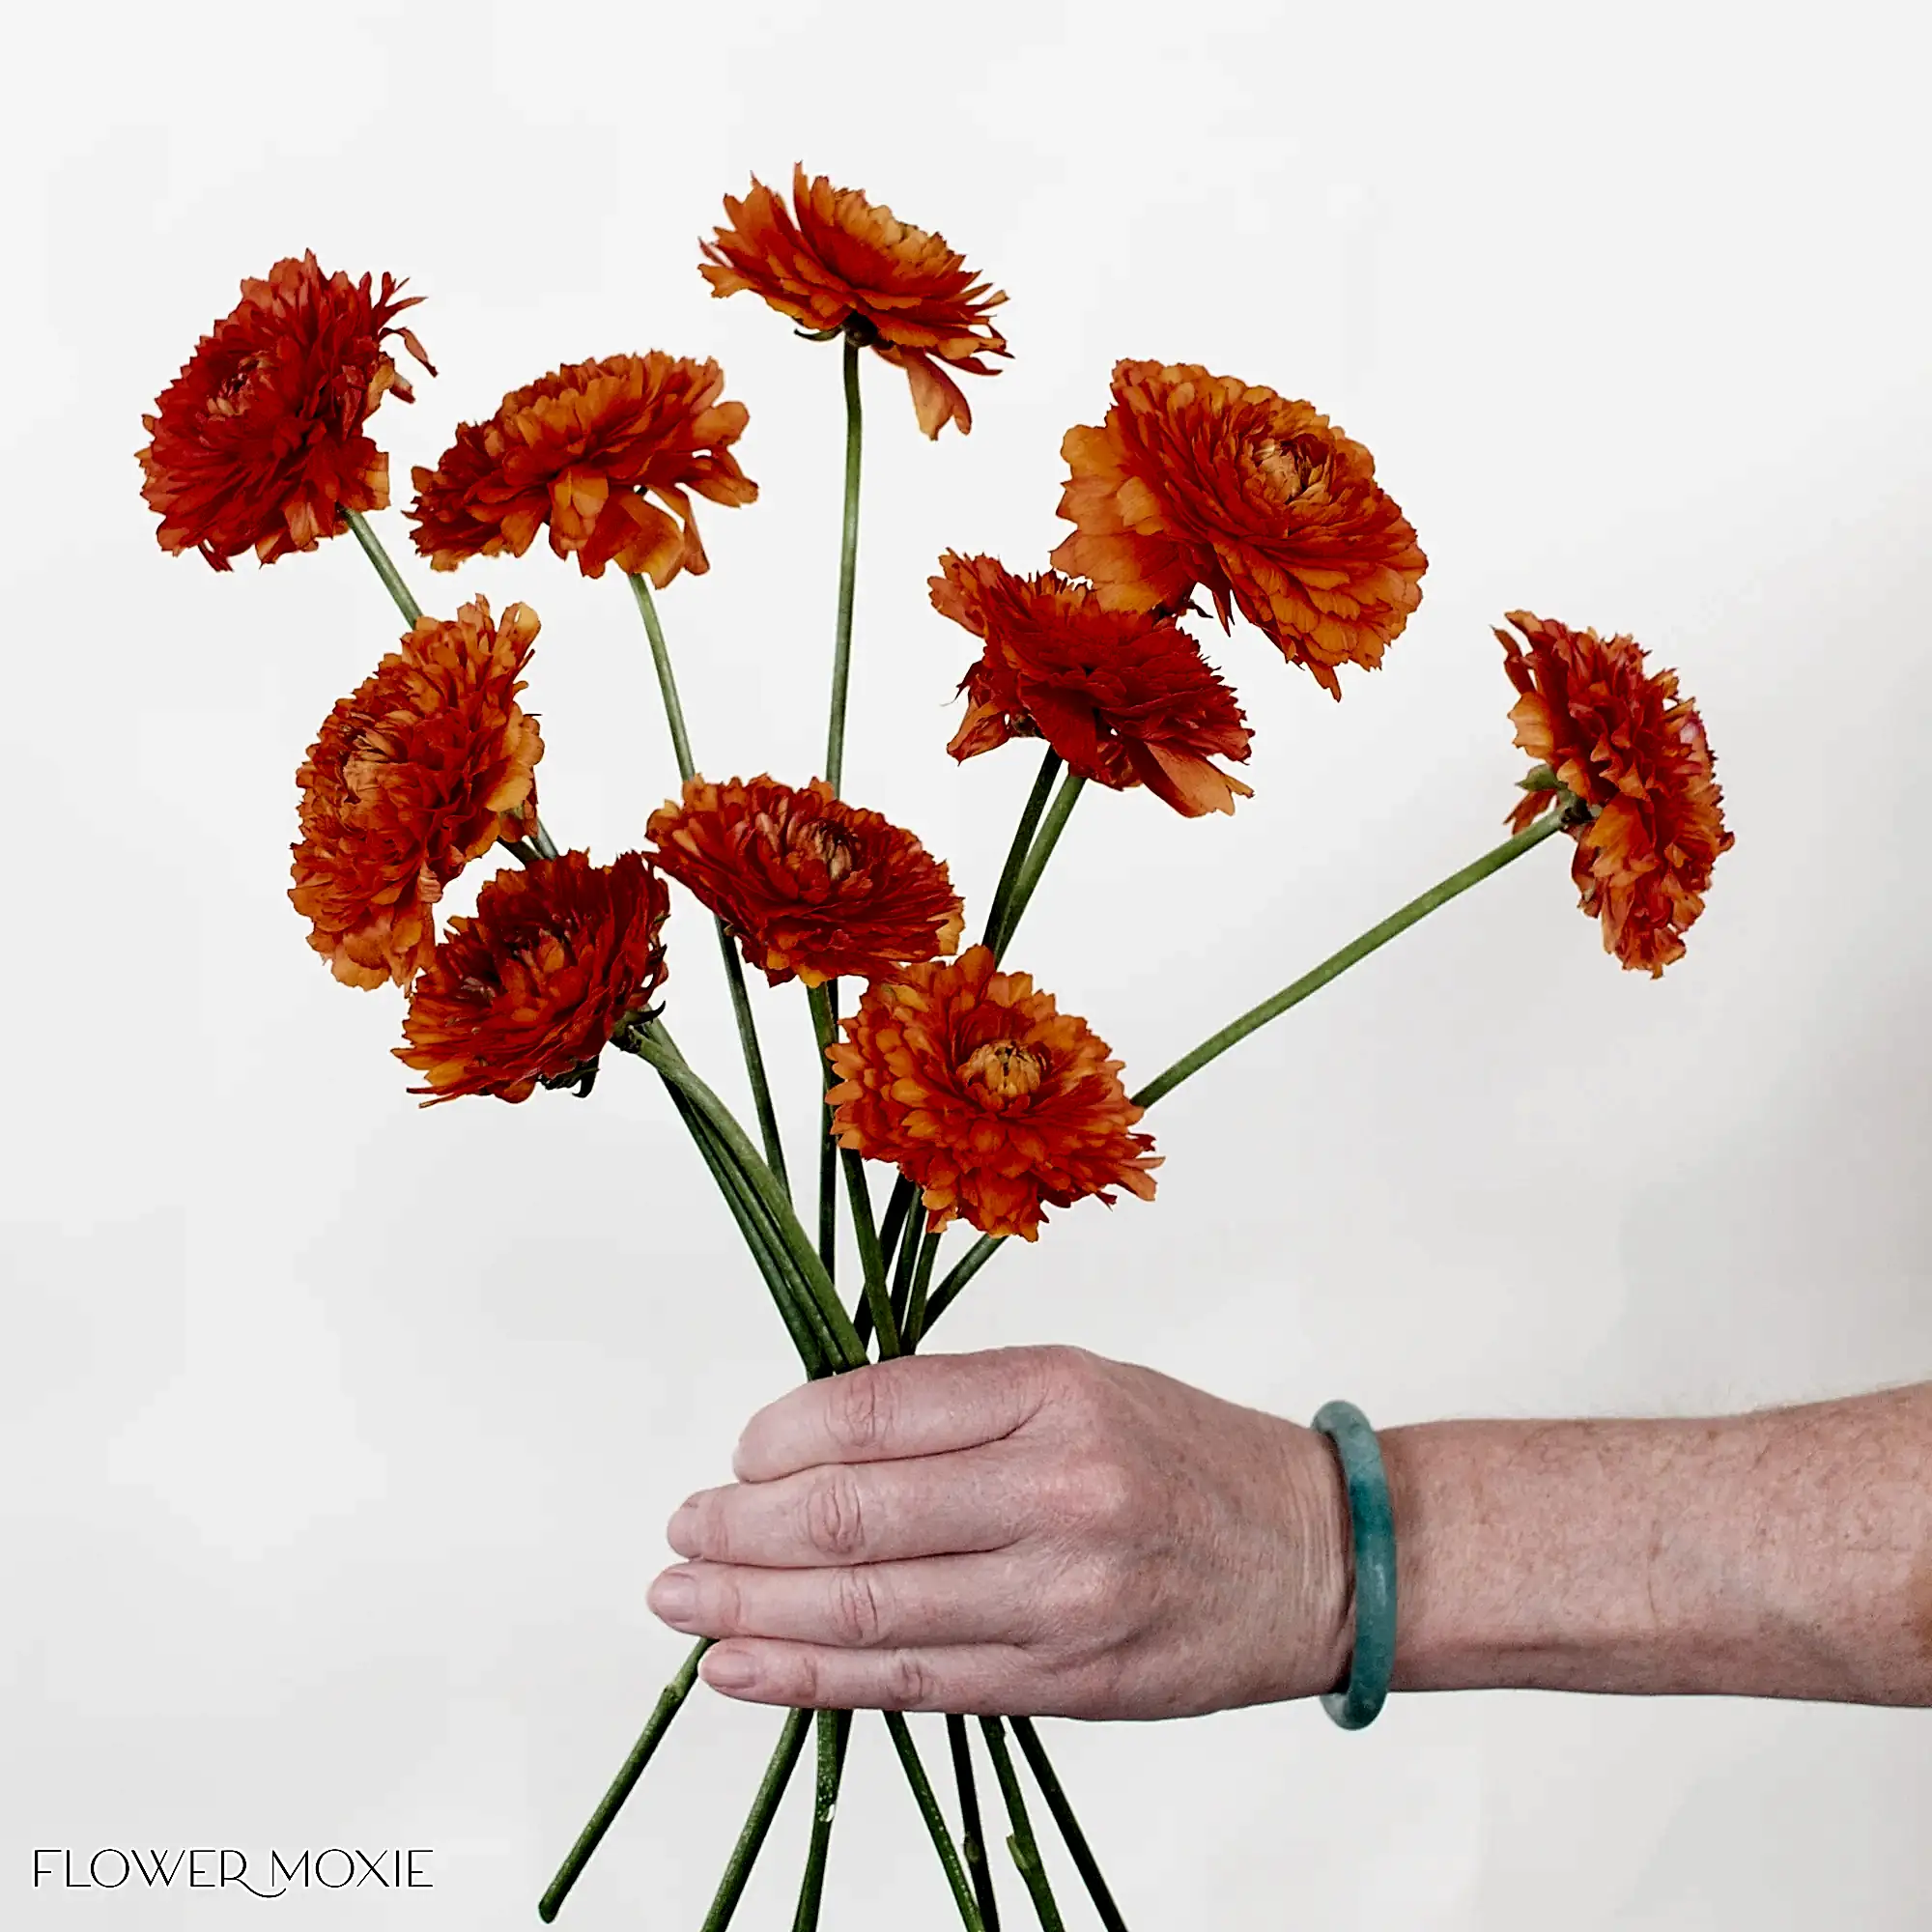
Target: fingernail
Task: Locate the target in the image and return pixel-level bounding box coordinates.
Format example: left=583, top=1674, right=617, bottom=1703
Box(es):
left=648, top=1570, right=697, bottom=1621
left=668, top=1501, right=699, bottom=1547
left=705, top=1650, right=757, bottom=1691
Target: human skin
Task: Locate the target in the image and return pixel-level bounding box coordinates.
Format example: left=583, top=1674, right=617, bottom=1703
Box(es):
left=643, top=1346, right=1932, bottom=1717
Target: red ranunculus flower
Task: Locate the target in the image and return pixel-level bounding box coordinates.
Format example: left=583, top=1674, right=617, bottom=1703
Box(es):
left=292, top=595, right=544, bottom=988
left=700, top=166, right=1009, bottom=438
left=932, top=552, right=1253, bottom=817
left=1500, top=611, right=1733, bottom=975
left=396, top=851, right=669, bottom=1103
left=648, top=775, right=963, bottom=987
left=827, top=946, right=1158, bottom=1241
left=139, top=252, right=431, bottom=570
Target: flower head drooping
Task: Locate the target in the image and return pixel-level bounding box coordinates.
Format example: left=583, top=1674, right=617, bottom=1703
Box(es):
left=826, top=946, right=1158, bottom=1241
left=138, top=252, right=433, bottom=570
left=395, top=851, right=670, bottom=1104
left=931, top=553, right=1254, bottom=817
left=647, top=776, right=963, bottom=988
left=407, top=354, right=755, bottom=584
left=291, top=595, right=545, bottom=989
left=699, top=166, right=1009, bottom=439
left=1052, top=359, right=1426, bottom=697
left=1499, top=611, right=1733, bottom=976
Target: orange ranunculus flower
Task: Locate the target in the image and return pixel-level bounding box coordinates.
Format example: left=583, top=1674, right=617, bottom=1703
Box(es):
left=1051, top=359, right=1427, bottom=698
left=138, top=252, right=432, bottom=570
left=647, top=776, right=963, bottom=988
left=699, top=165, right=1009, bottom=439
left=407, top=353, right=755, bottom=584
left=291, top=597, right=545, bottom=989
left=1499, top=611, right=1733, bottom=977
left=931, top=553, right=1254, bottom=817
left=396, top=851, right=669, bottom=1104
left=826, top=946, right=1158, bottom=1242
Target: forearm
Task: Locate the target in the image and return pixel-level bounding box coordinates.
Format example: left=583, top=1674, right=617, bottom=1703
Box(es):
left=1378, top=1382, right=1932, bottom=1705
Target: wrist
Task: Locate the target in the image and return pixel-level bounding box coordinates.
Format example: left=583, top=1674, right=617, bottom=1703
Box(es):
left=1264, top=1415, right=1356, bottom=1702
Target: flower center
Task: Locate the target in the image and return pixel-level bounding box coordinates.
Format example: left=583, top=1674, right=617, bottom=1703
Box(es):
left=795, top=818, right=856, bottom=884
left=1249, top=435, right=1313, bottom=496
left=211, top=353, right=268, bottom=418
left=956, top=1037, right=1047, bottom=1100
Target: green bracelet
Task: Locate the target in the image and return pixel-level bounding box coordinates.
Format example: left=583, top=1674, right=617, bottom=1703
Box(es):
left=1311, top=1400, right=1397, bottom=1730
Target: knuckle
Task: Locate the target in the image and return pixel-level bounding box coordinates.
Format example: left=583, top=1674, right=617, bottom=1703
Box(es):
left=791, top=1645, right=827, bottom=1709
left=886, top=1649, right=937, bottom=1711
left=804, top=1470, right=868, bottom=1559
left=1039, top=1452, right=1141, bottom=1538
left=831, top=1565, right=889, bottom=1646
left=689, top=1492, right=732, bottom=1563
left=1039, top=1345, right=1113, bottom=1427
left=1073, top=1456, right=1142, bottom=1532
left=709, top=1569, right=748, bottom=1635
left=1036, top=1552, right=1132, bottom=1660
left=825, top=1366, right=895, bottom=1454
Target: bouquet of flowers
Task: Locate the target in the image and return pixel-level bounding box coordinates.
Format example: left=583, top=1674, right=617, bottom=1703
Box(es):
left=138, top=165, right=1732, bottom=1927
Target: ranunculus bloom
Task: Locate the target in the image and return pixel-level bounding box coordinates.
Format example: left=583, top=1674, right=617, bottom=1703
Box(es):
left=291, top=596, right=545, bottom=989
left=647, top=775, right=963, bottom=988
left=395, top=851, right=669, bottom=1104
left=1051, top=358, right=1427, bottom=698
left=826, top=946, right=1158, bottom=1241
left=931, top=552, right=1254, bottom=817
left=699, top=165, right=1009, bottom=438
left=1499, top=611, right=1733, bottom=977
left=407, top=353, right=755, bottom=583
left=138, top=252, right=432, bottom=570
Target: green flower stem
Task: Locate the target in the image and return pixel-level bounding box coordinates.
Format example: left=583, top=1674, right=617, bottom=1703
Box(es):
left=888, top=1188, right=925, bottom=1338
left=981, top=750, right=1063, bottom=950
left=841, top=1149, right=892, bottom=1346
left=877, top=1179, right=916, bottom=1285
left=790, top=1708, right=852, bottom=1932
left=1009, top=1719, right=1127, bottom=1932
left=644, top=1029, right=841, bottom=1375
left=824, top=334, right=865, bottom=797
left=815, top=982, right=838, bottom=1284
left=536, top=1637, right=712, bottom=1923
left=810, top=982, right=898, bottom=1354
left=344, top=506, right=421, bottom=624
left=528, top=819, right=561, bottom=862
left=950, top=1715, right=1002, bottom=1932
left=625, top=572, right=790, bottom=1196
left=698, top=1708, right=813, bottom=1931
left=988, top=773, right=1086, bottom=963
left=886, top=1713, right=986, bottom=1932
left=1131, top=810, right=1569, bottom=1109
left=628, top=1035, right=867, bottom=1371
left=663, top=1074, right=831, bottom=1377
left=979, top=1717, right=1065, bottom=1932
left=902, top=1229, right=943, bottom=1352
left=627, top=572, right=696, bottom=780
left=720, top=946, right=791, bottom=1197
left=859, top=1179, right=918, bottom=1348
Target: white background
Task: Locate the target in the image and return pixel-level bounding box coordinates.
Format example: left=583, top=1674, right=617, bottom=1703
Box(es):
left=4, top=0, right=1929, bottom=1925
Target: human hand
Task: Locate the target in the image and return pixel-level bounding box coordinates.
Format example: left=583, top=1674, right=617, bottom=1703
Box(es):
left=645, top=1345, right=1352, bottom=1719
